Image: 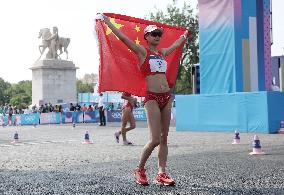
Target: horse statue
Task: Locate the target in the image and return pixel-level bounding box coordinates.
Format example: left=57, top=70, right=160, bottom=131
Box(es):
left=37, top=28, right=70, bottom=60
left=57, top=37, right=70, bottom=59
left=38, top=28, right=52, bottom=60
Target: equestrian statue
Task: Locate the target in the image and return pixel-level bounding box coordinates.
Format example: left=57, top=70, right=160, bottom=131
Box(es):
left=38, top=26, right=70, bottom=60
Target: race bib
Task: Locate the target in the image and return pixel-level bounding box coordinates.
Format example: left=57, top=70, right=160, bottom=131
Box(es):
left=148, top=55, right=167, bottom=73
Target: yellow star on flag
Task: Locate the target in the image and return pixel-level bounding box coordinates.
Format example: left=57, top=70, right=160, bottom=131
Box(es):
left=135, top=37, right=140, bottom=45
left=134, top=25, right=140, bottom=32
left=128, top=37, right=141, bottom=53
left=106, top=18, right=124, bottom=40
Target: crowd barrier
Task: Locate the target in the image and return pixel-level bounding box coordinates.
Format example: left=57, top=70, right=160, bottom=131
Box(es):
left=107, top=109, right=147, bottom=122
left=0, top=108, right=176, bottom=126
left=0, top=108, right=150, bottom=126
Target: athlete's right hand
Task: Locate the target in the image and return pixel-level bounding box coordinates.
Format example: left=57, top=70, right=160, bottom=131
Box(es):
left=95, top=13, right=107, bottom=21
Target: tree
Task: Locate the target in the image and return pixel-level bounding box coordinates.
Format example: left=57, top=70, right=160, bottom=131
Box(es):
left=76, top=80, right=94, bottom=93
left=77, top=73, right=98, bottom=93
left=81, top=73, right=98, bottom=84
left=6, top=80, right=32, bottom=108
left=0, top=78, right=11, bottom=105
left=148, top=0, right=199, bottom=94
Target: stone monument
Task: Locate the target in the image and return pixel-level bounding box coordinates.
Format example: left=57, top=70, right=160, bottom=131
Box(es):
left=30, top=26, right=78, bottom=106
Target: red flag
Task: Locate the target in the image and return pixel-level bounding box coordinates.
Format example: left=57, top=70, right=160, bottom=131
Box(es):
left=95, top=13, right=188, bottom=97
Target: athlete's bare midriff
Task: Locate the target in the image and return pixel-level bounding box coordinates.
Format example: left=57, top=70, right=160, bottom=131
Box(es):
left=146, top=74, right=170, bottom=93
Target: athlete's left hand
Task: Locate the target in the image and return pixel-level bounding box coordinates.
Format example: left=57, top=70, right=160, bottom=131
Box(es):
left=183, top=30, right=189, bottom=38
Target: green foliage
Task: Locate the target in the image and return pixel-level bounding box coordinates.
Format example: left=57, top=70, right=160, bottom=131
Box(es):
left=0, top=78, right=11, bottom=105
left=148, top=0, right=199, bottom=94
left=0, top=75, right=95, bottom=107
left=77, top=80, right=94, bottom=93
left=0, top=79, right=32, bottom=107
left=7, top=80, right=32, bottom=108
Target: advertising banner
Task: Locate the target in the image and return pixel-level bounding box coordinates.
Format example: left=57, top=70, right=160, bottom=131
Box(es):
left=133, top=109, right=147, bottom=121
left=75, top=112, right=84, bottom=123
left=107, top=110, right=122, bottom=122
left=20, top=113, right=40, bottom=125
left=40, top=112, right=61, bottom=124
left=107, top=108, right=147, bottom=122
left=83, top=111, right=99, bottom=123
left=62, top=112, right=74, bottom=123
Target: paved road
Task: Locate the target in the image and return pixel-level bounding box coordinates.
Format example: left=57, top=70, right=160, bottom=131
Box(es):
left=0, top=122, right=284, bottom=194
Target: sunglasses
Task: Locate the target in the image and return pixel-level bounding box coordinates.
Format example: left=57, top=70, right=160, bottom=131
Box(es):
left=150, top=31, right=162, bottom=38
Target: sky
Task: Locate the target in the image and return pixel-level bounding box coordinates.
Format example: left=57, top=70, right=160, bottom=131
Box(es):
left=0, top=0, right=283, bottom=83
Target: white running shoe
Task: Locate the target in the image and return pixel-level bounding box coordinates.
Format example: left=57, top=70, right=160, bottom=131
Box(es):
left=123, top=140, right=133, bottom=145
left=114, top=132, right=120, bottom=143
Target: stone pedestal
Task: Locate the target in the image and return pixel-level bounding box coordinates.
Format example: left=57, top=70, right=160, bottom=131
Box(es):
left=30, top=60, right=78, bottom=106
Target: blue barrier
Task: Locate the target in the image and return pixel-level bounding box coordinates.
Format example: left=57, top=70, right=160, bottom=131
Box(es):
left=2, top=113, right=40, bottom=126
left=0, top=109, right=150, bottom=126
left=4, top=115, right=16, bottom=125
left=40, top=112, right=61, bottom=124
left=107, top=108, right=147, bottom=122
left=61, top=111, right=73, bottom=123
left=75, top=112, right=84, bottom=123
left=107, top=110, right=122, bottom=122
left=83, top=111, right=100, bottom=123
left=61, top=111, right=99, bottom=123
left=20, top=113, right=40, bottom=125
left=133, top=109, right=147, bottom=121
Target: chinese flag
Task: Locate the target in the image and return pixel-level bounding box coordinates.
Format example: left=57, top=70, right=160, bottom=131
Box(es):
left=95, top=13, right=188, bottom=97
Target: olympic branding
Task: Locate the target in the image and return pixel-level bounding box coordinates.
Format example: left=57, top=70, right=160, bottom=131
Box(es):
left=24, top=115, right=36, bottom=122
left=111, top=112, right=122, bottom=119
